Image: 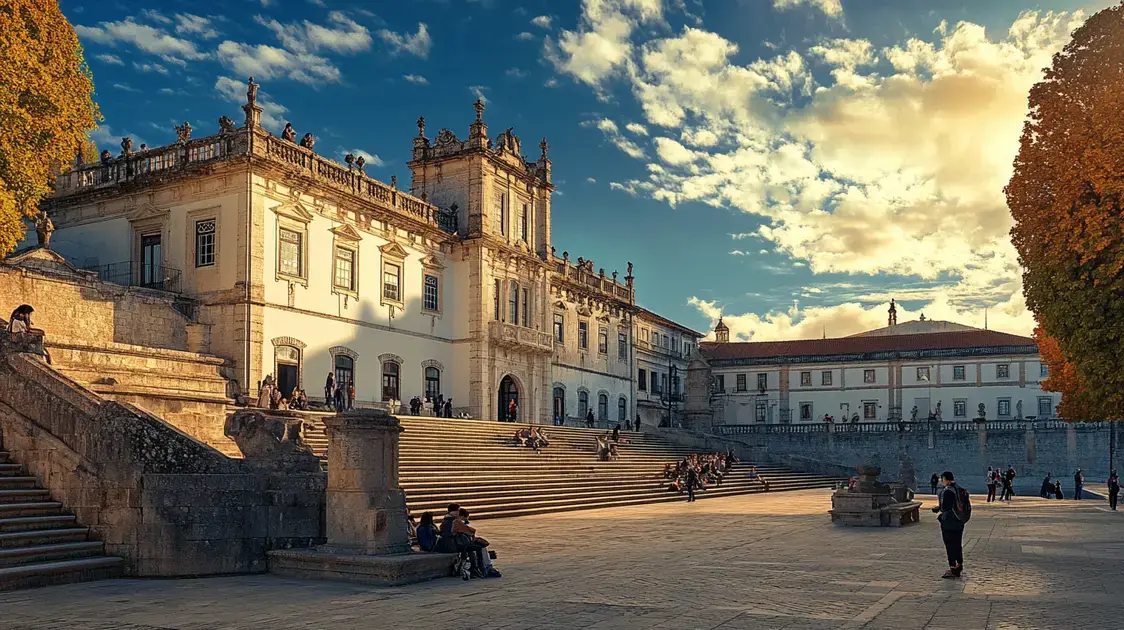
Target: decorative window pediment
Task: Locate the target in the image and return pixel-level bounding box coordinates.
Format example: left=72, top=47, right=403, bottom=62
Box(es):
left=380, top=241, right=408, bottom=260
left=329, top=345, right=359, bottom=360
left=421, top=254, right=444, bottom=270
left=272, top=202, right=315, bottom=224
left=331, top=223, right=363, bottom=241
left=129, top=203, right=169, bottom=223
left=378, top=352, right=404, bottom=365
left=271, top=336, right=307, bottom=349
left=421, top=359, right=444, bottom=371
left=576, top=305, right=593, bottom=317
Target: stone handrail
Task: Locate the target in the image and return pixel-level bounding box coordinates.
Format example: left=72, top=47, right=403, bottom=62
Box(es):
left=710, top=419, right=1102, bottom=436
left=54, top=133, right=242, bottom=194
left=487, top=320, right=552, bottom=353
left=552, top=257, right=634, bottom=303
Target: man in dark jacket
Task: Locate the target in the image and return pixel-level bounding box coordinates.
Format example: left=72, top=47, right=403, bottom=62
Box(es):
left=931, top=471, right=965, bottom=579
left=1073, top=468, right=1084, bottom=500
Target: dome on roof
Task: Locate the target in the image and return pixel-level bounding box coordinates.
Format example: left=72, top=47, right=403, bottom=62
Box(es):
left=714, top=317, right=728, bottom=332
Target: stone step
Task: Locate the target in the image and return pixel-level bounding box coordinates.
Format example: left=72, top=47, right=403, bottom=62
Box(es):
left=0, top=527, right=90, bottom=549
left=0, top=503, right=65, bottom=519
left=0, top=477, right=40, bottom=490
left=0, top=515, right=78, bottom=533
left=400, top=471, right=821, bottom=496
left=0, top=452, right=9, bottom=464
left=0, top=541, right=105, bottom=568
left=0, top=489, right=52, bottom=505
left=0, top=556, right=123, bottom=591
left=0, top=464, right=23, bottom=477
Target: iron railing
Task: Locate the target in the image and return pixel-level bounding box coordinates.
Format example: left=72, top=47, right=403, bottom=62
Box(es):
left=84, top=261, right=183, bottom=294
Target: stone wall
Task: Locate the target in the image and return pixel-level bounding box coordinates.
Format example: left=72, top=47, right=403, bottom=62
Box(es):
left=695, top=423, right=1122, bottom=494
left=0, top=351, right=325, bottom=576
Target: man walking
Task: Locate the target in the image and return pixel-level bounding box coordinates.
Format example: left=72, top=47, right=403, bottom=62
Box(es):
left=929, top=472, right=939, bottom=495
left=685, top=466, right=699, bottom=503
left=986, top=467, right=998, bottom=503
left=931, top=471, right=968, bottom=579
left=324, top=372, right=335, bottom=407
left=1073, top=468, right=1084, bottom=500
left=1109, top=469, right=1119, bottom=511
left=634, top=414, right=641, bottom=433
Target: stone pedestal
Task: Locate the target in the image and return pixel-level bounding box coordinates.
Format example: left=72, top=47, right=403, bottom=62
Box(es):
left=828, top=465, right=922, bottom=527
left=267, top=410, right=452, bottom=585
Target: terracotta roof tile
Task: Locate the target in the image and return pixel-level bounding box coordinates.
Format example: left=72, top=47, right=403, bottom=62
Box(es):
left=700, top=329, right=1036, bottom=363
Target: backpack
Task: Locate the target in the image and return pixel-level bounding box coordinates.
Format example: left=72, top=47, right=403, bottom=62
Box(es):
left=952, top=485, right=972, bottom=523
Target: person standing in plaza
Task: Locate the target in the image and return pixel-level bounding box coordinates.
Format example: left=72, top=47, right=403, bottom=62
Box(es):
left=931, top=471, right=968, bottom=579
left=347, top=381, right=356, bottom=411
left=324, top=372, right=335, bottom=407
left=686, top=465, right=699, bottom=503
left=1073, top=468, right=1084, bottom=500
left=930, top=472, right=939, bottom=495
left=987, top=467, right=998, bottom=502
left=634, top=414, right=641, bottom=433
left=1108, top=469, right=1119, bottom=511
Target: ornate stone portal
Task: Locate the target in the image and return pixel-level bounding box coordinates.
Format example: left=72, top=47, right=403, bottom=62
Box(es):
left=267, top=409, right=451, bottom=584
left=828, top=464, right=922, bottom=527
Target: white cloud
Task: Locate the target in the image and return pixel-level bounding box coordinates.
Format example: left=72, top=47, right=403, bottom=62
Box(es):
left=95, top=54, right=123, bottom=65
left=111, top=83, right=138, bottom=93
left=505, top=67, right=528, bottom=79
left=772, top=0, right=843, bottom=18
left=74, top=19, right=207, bottom=67
left=133, top=62, right=168, bottom=74
left=531, top=15, right=553, bottom=29
left=544, top=78, right=559, bottom=88
left=516, top=32, right=535, bottom=41
left=403, top=74, right=429, bottom=85
left=469, top=85, right=489, bottom=105
left=214, top=76, right=288, bottom=131
left=216, top=42, right=341, bottom=85
left=89, top=124, right=147, bottom=152
left=586, top=177, right=597, bottom=183
left=174, top=14, right=219, bottom=39
left=255, top=11, right=371, bottom=55
left=337, top=148, right=386, bottom=168
left=625, top=122, right=648, bottom=135
left=545, top=0, right=664, bottom=91
left=140, top=9, right=171, bottom=24
left=377, top=23, right=431, bottom=59
left=582, top=118, right=645, bottom=159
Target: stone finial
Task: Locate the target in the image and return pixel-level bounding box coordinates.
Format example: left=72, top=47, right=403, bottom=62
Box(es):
left=219, top=115, right=237, bottom=133
left=175, top=121, right=192, bottom=142
left=420, top=191, right=428, bottom=202
left=356, top=156, right=365, bottom=172
left=100, top=149, right=112, bottom=163
left=344, top=153, right=355, bottom=169
left=551, top=246, right=556, bottom=257
left=599, top=268, right=605, bottom=278
left=473, top=98, right=485, bottom=122
left=612, top=270, right=618, bottom=282
left=539, top=137, right=549, bottom=160
left=888, top=298, right=898, bottom=327
left=562, top=251, right=569, bottom=263
left=281, top=123, right=296, bottom=142
left=120, top=136, right=133, bottom=156
left=247, top=76, right=259, bottom=105
left=390, top=175, right=397, bottom=189
left=139, top=143, right=147, bottom=151
left=299, top=133, right=315, bottom=149
left=416, top=116, right=426, bottom=138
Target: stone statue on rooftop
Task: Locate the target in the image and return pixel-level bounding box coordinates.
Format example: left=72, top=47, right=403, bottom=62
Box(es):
left=416, top=116, right=426, bottom=137
left=976, top=403, right=987, bottom=421
left=910, top=405, right=918, bottom=422
left=281, top=123, right=296, bottom=142
left=539, top=137, right=549, bottom=160
left=299, top=133, right=315, bottom=149
left=473, top=98, right=485, bottom=122
left=627, top=261, right=633, bottom=276
left=120, top=136, right=132, bottom=156
left=247, top=77, right=259, bottom=105
left=100, top=150, right=112, bottom=163
left=1016, top=400, right=1023, bottom=420
left=35, top=213, right=54, bottom=249
left=175, top=121, right=192, bottom=142
left=356, top=156, right=365, bottom=172
left=218, top=116, right=237, bottom=133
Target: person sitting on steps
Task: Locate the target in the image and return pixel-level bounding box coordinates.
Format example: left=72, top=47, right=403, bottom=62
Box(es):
left=415, top=512, right=440, bottom=552
left=452, top=508, right=501, bottom=578
left=512, top=427, right=531, bottom=446
left=747, top=465, right=770, bottom=491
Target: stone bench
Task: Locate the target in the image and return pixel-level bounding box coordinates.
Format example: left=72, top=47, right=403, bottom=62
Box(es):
left=880, top=500, right=922, bottom=527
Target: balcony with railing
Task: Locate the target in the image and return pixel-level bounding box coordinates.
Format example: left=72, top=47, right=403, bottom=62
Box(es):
left=550, top=254, right=634, bottom=303
left=487, top=320, right=553, bottom=353
left=83, top=261, right=183, bottom=294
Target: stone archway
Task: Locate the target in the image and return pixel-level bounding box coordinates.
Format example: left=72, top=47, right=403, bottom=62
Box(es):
left=498, top=374, right=521, bottom=422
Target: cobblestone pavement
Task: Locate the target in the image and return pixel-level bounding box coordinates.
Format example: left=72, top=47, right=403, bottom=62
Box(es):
left=3, top=489, right=1123, bottom=629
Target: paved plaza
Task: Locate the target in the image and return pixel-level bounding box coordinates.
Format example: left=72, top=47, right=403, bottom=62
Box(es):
left=3, top=489, right=1123, bottom=629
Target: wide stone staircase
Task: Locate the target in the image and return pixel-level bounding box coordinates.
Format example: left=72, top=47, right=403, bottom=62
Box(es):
left=301, top=416, right=845, bottom=520
left=0, top=450, right=123, bottom=591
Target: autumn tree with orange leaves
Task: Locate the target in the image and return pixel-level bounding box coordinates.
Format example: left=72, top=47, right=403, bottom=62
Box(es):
left=1007, top=5, right=1124, bottom=421
left=0, top=0, right=100, bottom=256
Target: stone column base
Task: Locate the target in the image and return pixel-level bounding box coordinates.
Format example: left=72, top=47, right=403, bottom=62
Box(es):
left=267, top=549, right=454, bottom=586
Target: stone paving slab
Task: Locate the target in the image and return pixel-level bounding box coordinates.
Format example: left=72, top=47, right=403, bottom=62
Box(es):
left=1, top=489, right=1122, bottom=629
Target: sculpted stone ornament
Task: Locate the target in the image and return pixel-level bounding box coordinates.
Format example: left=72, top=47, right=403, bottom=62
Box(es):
left=976, top=403, right=987, bottom=421
left=416, top=116, right=426, bottom=137
left=35, top=213, right=54, bottom=249
left=224, top=410, right=314, bottom=460
left=218, top=115, right=237, bottom=133
left=934, top=401, right=943, bottom=421
left=355, top=156, right=365, bottom=172
left=281, top=123, right=296, bottom=142
left=120, top=136, right=133, bottom=156
left=247, top=76, right=259, bottom=105
left=539, top=137, right=549, bottom=160
left=175, top=121, right=192, bottom=142
left=1016, top=400, right=1023, bottom=420
left=910, top=405, right=918, bottom=422
left=473, top=98, right=485, bottom=122
left=299, top=133, right=315, bottom=149
left=627, top=261, right=634, bottom=276
left=344, top=153, right=355, bottom=169
left=434, top=128, right=458, bottom=147
left=100, top=150, right=112, bottom=163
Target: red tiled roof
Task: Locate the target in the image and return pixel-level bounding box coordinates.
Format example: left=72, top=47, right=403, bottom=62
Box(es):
left=700, top=329, right=1036, bottom=362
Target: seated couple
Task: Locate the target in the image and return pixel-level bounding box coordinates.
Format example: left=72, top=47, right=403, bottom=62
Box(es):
left=512, top=426, right=549, bottom=452
left=596, top=434, right=619, bottom=461
left=415, top=504, right=502, bottom=579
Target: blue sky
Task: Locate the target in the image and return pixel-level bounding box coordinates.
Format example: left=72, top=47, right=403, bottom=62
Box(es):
left=64, top=0, right=1114, bottom=340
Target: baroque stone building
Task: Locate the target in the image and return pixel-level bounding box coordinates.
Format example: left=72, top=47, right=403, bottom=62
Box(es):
left=34, top=79, right=698, bottom=425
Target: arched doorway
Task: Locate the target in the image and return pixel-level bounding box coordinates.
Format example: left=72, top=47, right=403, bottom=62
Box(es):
left=498, top=375, right=519, bottom=422
left=553, top=387, right=565, bottom=424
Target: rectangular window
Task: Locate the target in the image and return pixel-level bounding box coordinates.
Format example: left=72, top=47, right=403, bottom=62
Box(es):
left=863, top=369, right=875, bottom=384
left=278, top=228, right=302, bottom=277
left=715, top=375, right=725, bottom=392
left=578, top=322, right=588, bottom=349
left=195, top=219, right=216, bottom=267
left=1040, top=363, right=1049, bottom=378
left=997, top=364, right=1010, bottom=379
left=917, top=366, right=930, bottom=381
left=334, top=247, right=355, bottom=291
left=755, top=402, right=767, bottom=423
left=998, top=399, right=1011, bottom=416
left=495, top=193, right=506, bottom=235
left=800, top=371, right=811, bottom=386
left=736, top=374, right=747, bottom=392
left=618, top=332, right=627, bottom=360
left=863, top=401, right=877, bottom=420
left=757, top=373, right=767, bottom=391
left=423, top=274, right=439, bottom=311
left=1038, top=396, right=1053, bottom=418
left=382, top=262, right=400, bottom=302
left=638, top=368, right=647, bottom=391
left=953, top=365, right=966, bottom=381
left=954, top=399, right=967, bottom=418
left=521, top=288, right=529, bottom=327
left=553, top=312, right=564, bottom=343
left=650, top=371, right=658, bottom=393
left=520, top=202, right=528, bottom=241
left=598, top=327, right=608, bottom=354
left=800, top=402, right=812, bottom=422
left=494, top=279, right=501, bottom=321
left=661, top=373, right=668, bottom=394
left=821, top=371, right=832, bottom=386
left=508, top=283, right=518, bottom=323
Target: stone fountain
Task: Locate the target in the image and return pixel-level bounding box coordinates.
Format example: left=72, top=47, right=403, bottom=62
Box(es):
left=828, top=464, right=922, bottom=527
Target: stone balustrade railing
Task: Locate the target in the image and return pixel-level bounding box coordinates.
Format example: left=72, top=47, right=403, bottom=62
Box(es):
left=50, top=128, right=449, bottom=234
left=487, top=320, right=553, bottom=353
left=551, top=258, right=634, bottom=303
left=712, top=419, right=1101, bottom=436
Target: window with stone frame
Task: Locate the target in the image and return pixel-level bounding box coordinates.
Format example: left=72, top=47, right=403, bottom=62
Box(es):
left=638, top=368, right=647, bottom=391
left=522, top=287, right=529, bottom=327
left=278, top=228, right=303, bottom=278
left=736, top=374, right=747, bottom=392
left=997, top=364, right=1010, bottom=379
left=578, top=390, right=589, bottom=417
left=553, top=312, right=564, bottom=343
left=714, top=375, right=724, bottom=393
left=757, top=373, right=768, bottom=391
left=598, top=393, right=608, bottom=421
left=618, top=332, right=627, bottom=361
left=800, top=402, right=813, bottom=421
left=495, top=193, right=506, bottom=236
left=423, top=274, right=439, bottom=312
left=864, top=401, right=877, bottom=420
left=508, top=280, right=519, bottom=323
left=997, top=398, right=1011, bottom=416
left=382, top=262, right=401, bottom=302
left=1040, top=363, right=1049, bottom=378
left=579, top=321, right=588, bottom=349
left=755, top=402, right=767, bottom=423
left=651, top=371, right=659, bottom=393
left=821, top=371, right=832, bottom=386
left=1038, top=396, right=1053, bottom=418
left=334, top=246, right=356, bottom=291
left=800, top=371, right=811, bottom=386
left=618, top=397, right=627, bottom=423
left=598, top=327, right=608, bottom=354
left=519, top=202, right=528, bottom=241
left=916, top=366, right=930, bottom=381
left=953, top=365, right=966, bottom=381
left=381, top=361, right=400, bottom=401
left=494, top=280, right=502, bottom=320
left=195, top=218, right=216, bottom=267
left=863, top=369, right=876, bottom=384
left=954, top=399, right=967, bottom=417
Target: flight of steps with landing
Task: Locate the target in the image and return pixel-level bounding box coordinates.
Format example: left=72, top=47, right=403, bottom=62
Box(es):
left=301, top=416, right=845, bottom=520
left=0, top=451, right=123, bottom=591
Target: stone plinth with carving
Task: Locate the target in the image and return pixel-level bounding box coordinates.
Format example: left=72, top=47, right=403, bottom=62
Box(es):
left=828, top=464, right=922, bottom=527
left=267, top=409, right=452, bottom=585
left=682, top=357, right=714, bottom=431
